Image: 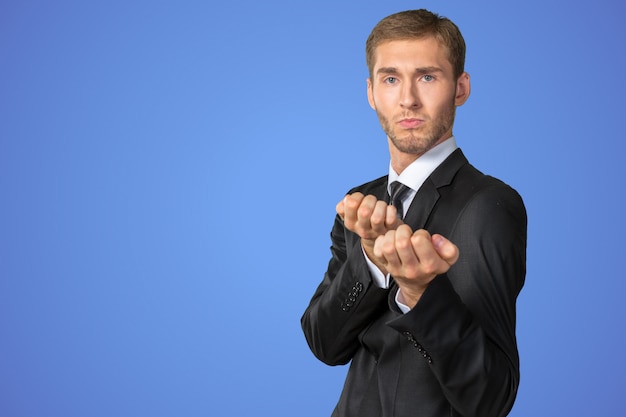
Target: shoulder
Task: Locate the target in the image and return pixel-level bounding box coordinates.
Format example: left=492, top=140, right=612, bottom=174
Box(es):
left=448, top=162, right=524, bottom=210
left=431, top=160, right=526, bottom=235
left=450, top=164, right=527, bottom=234
left=346, top=175, right=388, bottom=198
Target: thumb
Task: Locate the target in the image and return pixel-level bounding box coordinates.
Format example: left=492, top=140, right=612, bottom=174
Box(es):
left=336, top=197, right=346, bottom=220
left=431, top=234, right=459, bottom=266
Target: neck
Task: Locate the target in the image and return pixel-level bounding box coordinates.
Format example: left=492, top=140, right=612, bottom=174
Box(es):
left=390, top=152, right=420, bottom=175
left=388, top=131, right=453, bottom=174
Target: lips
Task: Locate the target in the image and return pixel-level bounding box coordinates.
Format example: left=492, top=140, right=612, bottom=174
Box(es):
left=398, top=118, right=424, bottom=129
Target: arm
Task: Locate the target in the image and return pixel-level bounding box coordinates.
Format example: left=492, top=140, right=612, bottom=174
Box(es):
left=301, top=192, right=402, bottom=365
left=300, top=213, right=389, bottom=365
left=380, top=184, right=527, bottom=417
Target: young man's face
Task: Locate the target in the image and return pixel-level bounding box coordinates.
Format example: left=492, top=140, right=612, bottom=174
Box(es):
left=367, top=36, right=470, bottom=161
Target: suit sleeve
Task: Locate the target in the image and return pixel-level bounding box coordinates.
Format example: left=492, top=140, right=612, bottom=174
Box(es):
left=301, top=214, right=390, bottom=366
left=388, top=183, right=527, bottom=417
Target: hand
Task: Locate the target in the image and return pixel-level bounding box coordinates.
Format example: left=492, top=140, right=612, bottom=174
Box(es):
left=337, top=193, right=402, bottom=240
left=373, top=225, right=459, bottom=308
left=336, top=193, right=402, bottom=272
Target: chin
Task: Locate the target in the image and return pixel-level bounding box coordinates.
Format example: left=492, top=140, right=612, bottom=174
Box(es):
left=392, top=136, right=438, bottom=155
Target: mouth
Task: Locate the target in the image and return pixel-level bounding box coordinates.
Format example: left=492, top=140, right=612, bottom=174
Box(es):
left=398, top=118, right=424, bottom=129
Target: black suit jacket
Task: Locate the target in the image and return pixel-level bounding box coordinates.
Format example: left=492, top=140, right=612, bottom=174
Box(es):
left=301, top=149, right=527, bottom=417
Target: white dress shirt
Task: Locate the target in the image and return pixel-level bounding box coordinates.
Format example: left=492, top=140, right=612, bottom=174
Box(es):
left=364, top=136, right=458, bottom=312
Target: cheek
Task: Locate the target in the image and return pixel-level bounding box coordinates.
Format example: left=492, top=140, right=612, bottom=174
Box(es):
left=373, top=89, right=397, bottom=110
left=423, top=87, right=455, bottom=111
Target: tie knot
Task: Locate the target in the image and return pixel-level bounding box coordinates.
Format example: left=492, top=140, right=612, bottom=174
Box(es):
left=389, top=181, right=411, bottom=219
left=389, top=181, right=410, bottom=201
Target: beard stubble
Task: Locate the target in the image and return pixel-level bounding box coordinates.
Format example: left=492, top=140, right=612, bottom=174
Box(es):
left=377, top=101, right=456, bottom=156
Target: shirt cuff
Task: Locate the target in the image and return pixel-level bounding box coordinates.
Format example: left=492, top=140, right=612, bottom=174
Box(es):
left=362, top=245, right=389, bottom=288
left=361, top=245, right=411, bottom=314
left=394, top=289, right=411, bottom=314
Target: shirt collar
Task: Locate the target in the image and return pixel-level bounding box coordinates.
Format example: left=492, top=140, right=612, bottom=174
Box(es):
left=387, top=136, right=458, bottom=194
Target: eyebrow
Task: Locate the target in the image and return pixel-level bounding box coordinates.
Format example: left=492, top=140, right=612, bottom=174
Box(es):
left=376, top=66, right=444, bottom=76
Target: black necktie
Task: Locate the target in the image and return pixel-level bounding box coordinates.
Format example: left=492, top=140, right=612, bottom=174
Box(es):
left=389, top=181, right=411, bottom=219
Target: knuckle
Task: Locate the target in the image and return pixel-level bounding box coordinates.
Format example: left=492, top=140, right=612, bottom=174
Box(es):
left=382, top=240, right=396, bottom=255
left=422, top=264, right=436, bottom=275
left=396, top=238, right=412, bottom=251
left=405, top=265, right=420, bottom=278
left=357, top=204, right=372, bottom=218
left=370, top=212, right=383, bottom=225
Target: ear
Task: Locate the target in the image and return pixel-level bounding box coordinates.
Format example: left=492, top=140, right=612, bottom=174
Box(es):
left=367, top=78, right=376, bottom=110
left=454, top=72, right=471, bottom=106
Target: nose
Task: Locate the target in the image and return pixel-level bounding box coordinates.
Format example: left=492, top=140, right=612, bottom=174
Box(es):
left=400, top=80, right=420, bottom=109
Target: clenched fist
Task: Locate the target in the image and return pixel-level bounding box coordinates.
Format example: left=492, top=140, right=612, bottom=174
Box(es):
left=336, top=192, right=403, bottom=273
left=374, top=225, right=459, bottom=308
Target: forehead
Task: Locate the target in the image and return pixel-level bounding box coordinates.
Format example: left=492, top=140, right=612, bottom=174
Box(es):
left=371, top=37, right=452, bottom=73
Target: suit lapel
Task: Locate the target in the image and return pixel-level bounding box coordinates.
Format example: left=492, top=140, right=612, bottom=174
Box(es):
left=402, top=149, right=468, bottom=230
left=403, top=179, right=439, bottom=230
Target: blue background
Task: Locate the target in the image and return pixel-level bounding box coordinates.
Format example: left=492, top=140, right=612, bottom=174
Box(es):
left=1, top=0, right=625, bottom=415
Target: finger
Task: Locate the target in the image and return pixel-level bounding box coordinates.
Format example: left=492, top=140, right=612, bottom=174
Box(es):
left=431, top=234, right=460, bottom=266
left=355, top=195, right=380, bottom=235
left=374, top=231, right=401, bottom=268
left=356, top=195, right=377, bottom=221
left=373, top=234, right=386, bottom=259
left=409, top=229, right=432, bottom=258
left=370, top=200, right=390, bottom=234
left=343, top=193, right=365, bottom=227
left=385, top=204, right=403, bottom=229
left=409, top=229, right=443, bottom=274
left=336, top=198, right=345, bottom=220
left=394, top=225, right=418, bottom=267
left=410, top=230, right=456, bottom=275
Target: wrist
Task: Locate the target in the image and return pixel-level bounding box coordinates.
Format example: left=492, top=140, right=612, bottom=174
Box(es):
left=361, top=239, right=388, bottom=275
left=397, top=285, right=427, bottom=309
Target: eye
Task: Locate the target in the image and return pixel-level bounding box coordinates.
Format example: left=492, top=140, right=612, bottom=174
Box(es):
left=384, top=77, right=398, bottom=85
left=421, top=74, right=435, bottom=82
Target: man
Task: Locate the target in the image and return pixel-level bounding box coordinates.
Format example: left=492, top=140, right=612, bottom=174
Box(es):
left=301, top=9, right=527, bottom=417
